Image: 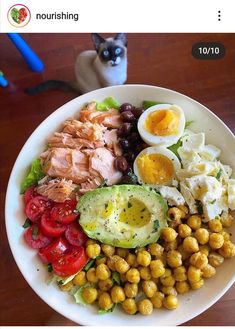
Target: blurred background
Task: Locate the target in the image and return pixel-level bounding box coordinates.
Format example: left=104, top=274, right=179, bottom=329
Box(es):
left=0, top=33, right=235, bottom=325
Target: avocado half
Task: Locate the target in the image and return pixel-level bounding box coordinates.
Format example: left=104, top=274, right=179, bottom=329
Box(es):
left=77, top=185, right=168, bottom=248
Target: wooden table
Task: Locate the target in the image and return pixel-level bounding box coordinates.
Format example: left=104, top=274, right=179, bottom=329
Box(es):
left=0, top=33, right=235, bottom=326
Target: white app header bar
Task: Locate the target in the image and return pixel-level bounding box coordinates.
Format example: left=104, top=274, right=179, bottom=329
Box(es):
left=0, top=0, right=234, bottom=33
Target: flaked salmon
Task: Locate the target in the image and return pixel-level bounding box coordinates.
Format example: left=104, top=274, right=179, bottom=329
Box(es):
left=79, top=107, right=123, bottom=129
left=36, top=178, right=77, bottom=203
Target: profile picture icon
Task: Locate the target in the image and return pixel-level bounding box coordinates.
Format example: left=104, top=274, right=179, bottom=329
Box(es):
left=7, top=4, right=31, bottom=27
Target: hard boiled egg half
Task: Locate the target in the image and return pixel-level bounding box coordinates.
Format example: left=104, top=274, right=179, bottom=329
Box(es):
left=134, top=146, right=181, bottom=187
left=138, top=104, right=185, bottom=147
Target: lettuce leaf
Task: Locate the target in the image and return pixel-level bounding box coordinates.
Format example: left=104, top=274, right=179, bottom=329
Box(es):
left=96, top=97, right=120, bottom=111
left=168, top=138, right=182, bottom=159
left=20, top=159, right=45, bottom=193
left=142, top=100, right=168, bottom=109
left=185, top=120, right=194, bottom=128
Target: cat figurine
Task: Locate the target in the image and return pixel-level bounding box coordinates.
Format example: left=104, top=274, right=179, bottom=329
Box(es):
left=26, top=33, right=127, bottom=95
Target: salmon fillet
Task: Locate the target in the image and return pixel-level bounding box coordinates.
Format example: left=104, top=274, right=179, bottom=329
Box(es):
left=41, top=148, right=90, bottom=184
left=103, top=129, right=122, bottom=156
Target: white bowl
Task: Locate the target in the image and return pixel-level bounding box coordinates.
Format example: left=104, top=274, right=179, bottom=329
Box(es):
left=5, top=85, right=235, bottom=325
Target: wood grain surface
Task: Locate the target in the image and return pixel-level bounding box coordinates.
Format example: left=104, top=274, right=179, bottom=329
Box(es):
left=0, top=33, right=235, bottom=326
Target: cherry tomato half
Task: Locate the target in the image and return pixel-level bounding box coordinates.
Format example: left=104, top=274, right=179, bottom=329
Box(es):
left=25, top=196, right=53, bottom=222
left=52, top=246, right=88, bottom=277
left=24, top=225, right=52, bottom=249
left=24, top=186, right=38, bottom=205
left=38, top=237, right=70, bottom=263
left=51, top=199, right=78, bottom=224
left=40, top=211, right=67, bottom=237
left=65, top=222, right=88, bottom=247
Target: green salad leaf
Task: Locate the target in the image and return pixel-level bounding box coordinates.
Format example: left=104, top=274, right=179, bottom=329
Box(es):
left=98, top=304, right=116, bottom=315
left=73, top=284, right=93, bottom=305
left=168, top=138, right=182, bottom=159
left=112, top=271, right=121, bottom=285
left=185, top=120, right=194, bottom=128
left=142, top=100, right=169, bottom=110
left=20, top=159, right=45, bottom=194
left=96, top=97, right=120, bottom=111
left=216, top=168, right=222, bottom=180
left=84, top=259, right=95, bottom=272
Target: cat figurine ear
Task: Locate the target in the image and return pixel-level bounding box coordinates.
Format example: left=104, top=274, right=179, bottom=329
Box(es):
left=114, top=33, right=127, bottom=46
left=91, top=33, right=106, bottom=52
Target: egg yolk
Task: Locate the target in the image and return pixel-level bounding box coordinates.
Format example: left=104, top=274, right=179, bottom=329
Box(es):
left=145, top=109, right=179, bottom=136
left=137, top=153, right=174, bottom=184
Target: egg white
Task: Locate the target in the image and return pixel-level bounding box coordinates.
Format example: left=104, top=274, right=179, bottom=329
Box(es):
left=133, top=146, right=181, bottom=188
left=137, top=104, right=186, bottom=147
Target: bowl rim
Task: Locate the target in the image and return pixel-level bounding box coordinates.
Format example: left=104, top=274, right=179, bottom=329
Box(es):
left=5, top=84, right=235, bottom=325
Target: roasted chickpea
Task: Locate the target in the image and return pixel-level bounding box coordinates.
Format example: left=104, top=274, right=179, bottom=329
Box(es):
left=166, top=250, right=182, bottom=268
left=148, top=243, right=164, bottom=258
left=96, top=263, right=111, bottom=280
left=178, top=205, right=189, bottom=218
left=137, top=250, right=151, bottom=267
left=142, top=280, right=158, bottom=298
left=150, top=260, right=165, bottom=278
left=101, top=244, right=115, bottom=257
left=175, top=281, right=190, bottom=294
left=160, top=275, right=175, bottom=287
left=201, top=264, right=216, bottom=278
left=187, top=265, right=201, bottom=283
left=107, top=255, right=120, bottom=271
left=111, top=286, right=126, bottom=303
left=115, top=257, right=130, bottom=274
left=150, top=292, right=164, bottom=309
left=73, top=271, right=87, bottom=286
left=86, top=239, right=96, bottom=246
left=124, top=283, right=138, bottom=298
left=177, top=244, right=190, bottom=260
left=189, top=252, right=208, bottom=269
left=126, top=268, right=140, bottom=283
left=209, top=233, right=224, bottom=249
left=208, top=219, right=223, bottom=233
left=208, top=252, right=224, bottom=267
left=173, top=266, right=187, bottom=282
left=220, top=212, right=233, bottom=228
left=168, top=207, right=182, bottom=228
left=199, top=245, right=210, bottom=257
left=178, top=224, right=192, bottom=238
left=194, top=228, right=210, bottom=245
left=161, top=286, right=177, bottom=296
left=98, top=292, right=113, bottom=310
left=86, top=243, right=101, bottom=259
left=221, top=231, right=231, bottom=241
left=183, top=236, right=199, bottom=253
left=163, top=239, right=178, bottom=252
left=190, top=278, right=204, bottom=290
left=137, top=299, right=153, bottom=315
left=122, top=298, right=137, bottom=315
left=96, top=256, right=107, bottom=266
left=139, top=266, right=152, bottom=280
left=202, top=264, right=216, bottom=279
left=59, top=281, right=73, bottom=292
left=116, top=248, right=129, bottom=258
left=98, top=278, right=113, bottom=291
left=187, top=215, right=201, bottom=230
left=126, top=253, right=138, bottom=267
left=163, top=295, right=178, bottom=310
left=82, top=287, right=98, bottom=304
left=86, top=268, right=98, bottom=283
left=219, top=240, right=235, bottom=258
left=161, top=227, right=178, bottom=242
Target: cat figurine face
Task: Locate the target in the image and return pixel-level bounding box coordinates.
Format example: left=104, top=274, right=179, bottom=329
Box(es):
left=92, top=33, right=127, bottom=67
